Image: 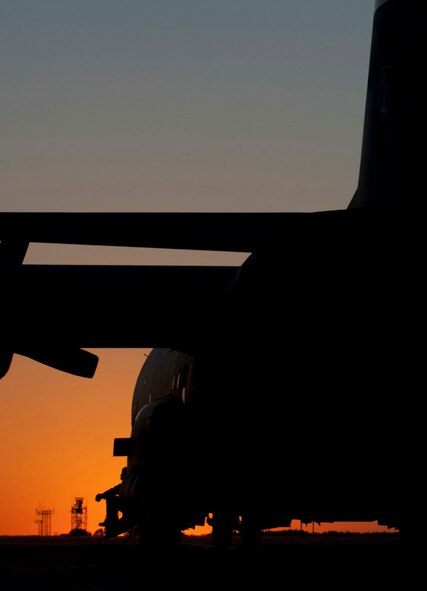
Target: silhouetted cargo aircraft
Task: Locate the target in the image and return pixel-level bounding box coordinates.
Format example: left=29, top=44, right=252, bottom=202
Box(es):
left=1, top=0, right=418, bottom=544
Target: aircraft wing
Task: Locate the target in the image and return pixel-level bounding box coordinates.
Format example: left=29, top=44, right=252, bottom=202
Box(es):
left=0, top=210, right=379, bottom=253
left=2, top=263, right=238, bottom=346
left=0, top=208, right=400, bottom=378
left=0, top=262, right=238, bottom=377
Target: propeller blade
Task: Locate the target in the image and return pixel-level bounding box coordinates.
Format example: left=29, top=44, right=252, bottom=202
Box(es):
left=15, top=349, right=99, bottom=378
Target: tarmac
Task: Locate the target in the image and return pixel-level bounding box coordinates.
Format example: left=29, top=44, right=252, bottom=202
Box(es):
left=0, top=532, right=401, bottom=590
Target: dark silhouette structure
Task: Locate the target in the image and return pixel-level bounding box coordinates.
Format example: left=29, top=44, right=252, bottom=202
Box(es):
left=35, top=506, right=54, bottom=537
left=70, top=497, right=88, bottom=536
left=1, top=0, right=418, bottom=545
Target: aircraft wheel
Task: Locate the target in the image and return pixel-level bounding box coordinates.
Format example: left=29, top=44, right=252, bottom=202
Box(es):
left=240, top=525, right=261, bottom=551
left=240, top=513, right=261, bottom=551
left=212, top=512, right=234, bottom=550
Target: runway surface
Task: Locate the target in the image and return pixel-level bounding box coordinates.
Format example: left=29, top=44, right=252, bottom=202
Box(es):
left=1, top=532, right=400, bottom=590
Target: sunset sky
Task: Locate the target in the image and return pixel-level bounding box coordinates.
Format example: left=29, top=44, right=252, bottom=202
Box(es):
left=0, top=1, right=390, bottom=536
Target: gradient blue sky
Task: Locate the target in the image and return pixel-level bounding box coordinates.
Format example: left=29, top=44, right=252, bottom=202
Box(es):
left=0, top=1, right=385, bottom=535
left=2, top=1, right=373, bottom=215
left=1, top=0, right=374, bottom=265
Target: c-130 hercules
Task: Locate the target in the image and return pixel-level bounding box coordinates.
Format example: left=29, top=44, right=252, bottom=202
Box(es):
left=1, top=0, right=418, bottom=545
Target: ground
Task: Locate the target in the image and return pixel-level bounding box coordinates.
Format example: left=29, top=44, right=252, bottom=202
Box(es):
left=0, top=531, right=401, bottom=590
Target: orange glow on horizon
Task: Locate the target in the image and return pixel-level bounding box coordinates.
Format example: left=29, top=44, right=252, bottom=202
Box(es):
left=0, top=349, right=394, bottom=537
left=0, top=349, right=148, bottom=536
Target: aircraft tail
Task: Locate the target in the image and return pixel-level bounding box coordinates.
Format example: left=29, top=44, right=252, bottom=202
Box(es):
left=349, top=0, right=424, bottom=209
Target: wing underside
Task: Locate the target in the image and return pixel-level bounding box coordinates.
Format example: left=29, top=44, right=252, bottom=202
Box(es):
left=1, top=264, right=238, bottom=346
left=0, top=208, right=402, bottom=377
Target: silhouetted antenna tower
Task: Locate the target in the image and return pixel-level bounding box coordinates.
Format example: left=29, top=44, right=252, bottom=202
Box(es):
left=70, top=497, right=88, bottom=533
left=35, top=505, right=54, bottom=536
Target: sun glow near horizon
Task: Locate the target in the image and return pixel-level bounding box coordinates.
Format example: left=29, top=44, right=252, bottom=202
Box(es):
left=1, top=350, right=394, bottom=537
left=0, top=350, right=148, bottom=536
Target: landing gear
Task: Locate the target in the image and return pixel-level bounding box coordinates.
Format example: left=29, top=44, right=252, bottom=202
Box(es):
left=240, top=514, right=261, bottom=551
left=211, top=512, right=234, bottom=550
left=211, top=512, right=262, bottom=551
